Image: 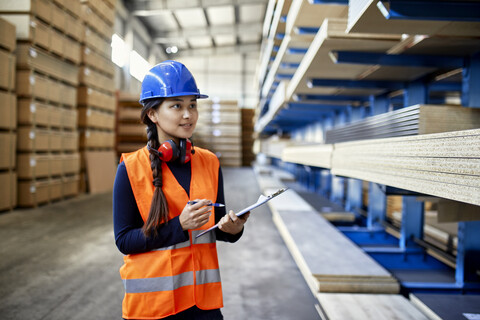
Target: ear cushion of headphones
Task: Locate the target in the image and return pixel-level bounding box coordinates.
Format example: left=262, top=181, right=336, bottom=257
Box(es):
left=184, top=139, right=193, bottom=163
left=158, top=140, right=178, bottom=162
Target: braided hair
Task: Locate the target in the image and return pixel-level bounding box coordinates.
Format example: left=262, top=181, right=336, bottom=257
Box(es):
left=140, top=98, right=169, bottom=238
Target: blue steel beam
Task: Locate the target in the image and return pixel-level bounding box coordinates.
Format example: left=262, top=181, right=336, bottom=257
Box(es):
left=287, top=47, right=309, bottom=55
left=331, top=51, right=465, bottom=68
left=308, top=78, right=404, bottom=90
left=280, top=62, right=300, bottom=69
left=275, top=74, right=293, bottom=80
left=295, top=27, right=319, bottom=34
left=286, top=102, right=349, bottom=112
left=296, top=94, right=370, bottom=102
left=377, top=0, right=480, bottom=22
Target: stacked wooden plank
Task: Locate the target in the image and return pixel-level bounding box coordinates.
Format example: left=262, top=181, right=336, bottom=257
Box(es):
left=254, top=166, right=398, bottom=294
left=317, top=293, right=429, bottom=320
left=331, top=128, right=480, bottom=206
left=116, top=92, right=145, bottom=157
left=195, top=100, right=242, bottom=167
left=282, top=143, right=333, bottom=169
left=0, top=1, right=82, bottom=206
left=77, top=0, right=117, bottom=193
left=259, top=136, right=293, bottom=159
left=241, top=108, right=255, bottom=166
left=326, top=104, right=480, bottom=143
left=0, top=17, right=17, bottom=211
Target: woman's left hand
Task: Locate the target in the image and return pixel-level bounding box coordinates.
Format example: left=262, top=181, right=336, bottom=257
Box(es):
left=218, top=210, right=250, bottom=235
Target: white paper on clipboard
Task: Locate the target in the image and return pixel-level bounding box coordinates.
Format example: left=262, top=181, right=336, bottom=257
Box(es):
left=195, top=188, right=288, bottom=238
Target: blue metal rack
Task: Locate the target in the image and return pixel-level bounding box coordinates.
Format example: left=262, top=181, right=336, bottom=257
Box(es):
left=257, top=0, right=480, bottom=296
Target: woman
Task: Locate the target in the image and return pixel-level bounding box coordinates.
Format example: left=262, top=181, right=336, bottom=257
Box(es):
left=113, top=60, right=249, bottom=319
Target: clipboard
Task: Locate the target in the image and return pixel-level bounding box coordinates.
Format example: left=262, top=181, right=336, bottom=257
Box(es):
left=195, top=188, right=288, bottom=238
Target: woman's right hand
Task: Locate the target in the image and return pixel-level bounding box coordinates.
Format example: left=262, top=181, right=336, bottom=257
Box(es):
left=179, top=199, right=212, bottom=231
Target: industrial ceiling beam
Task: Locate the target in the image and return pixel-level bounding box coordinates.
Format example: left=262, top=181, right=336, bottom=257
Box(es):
left=130, top=0, right=268, bottom=16
left=174, top=43, right=260, bottom=57
left=153, top=22, right=263, bottom=42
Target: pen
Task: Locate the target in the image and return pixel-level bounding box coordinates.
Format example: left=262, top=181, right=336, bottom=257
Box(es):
left=187, top=201, right=225, bottom=207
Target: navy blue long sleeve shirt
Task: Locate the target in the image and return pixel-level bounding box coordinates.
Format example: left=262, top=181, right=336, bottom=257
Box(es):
left=113, top=160, right=242, bottom=255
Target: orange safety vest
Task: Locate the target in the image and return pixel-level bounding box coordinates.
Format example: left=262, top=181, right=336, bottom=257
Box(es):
left=119, top=146, right=223, bottom=319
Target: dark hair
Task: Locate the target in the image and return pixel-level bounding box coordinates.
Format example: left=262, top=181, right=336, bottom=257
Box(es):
left=140, top=98, right=169, bottom=238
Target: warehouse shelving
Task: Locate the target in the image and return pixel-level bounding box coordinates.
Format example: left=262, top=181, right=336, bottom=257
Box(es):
left=254, top=0, right=480, bottom=317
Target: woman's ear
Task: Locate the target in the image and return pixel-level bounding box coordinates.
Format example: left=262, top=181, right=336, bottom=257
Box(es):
left=147, top=109, right=158, bottom=124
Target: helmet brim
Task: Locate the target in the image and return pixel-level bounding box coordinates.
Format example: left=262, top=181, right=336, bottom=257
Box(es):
left=140, top=92, right=209, bottom=103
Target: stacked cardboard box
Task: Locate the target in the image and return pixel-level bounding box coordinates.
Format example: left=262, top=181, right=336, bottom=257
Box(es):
left=77, top=0, right=117, bottom=192
left=241, top=108, right=255, bottom=166
left=195, top=100, right=242, bottom=167
left=0, top=17, right=17, bottom=211
left=0, top=1, right=82, bottom=206
left=116, top=92, right=146, bottom=158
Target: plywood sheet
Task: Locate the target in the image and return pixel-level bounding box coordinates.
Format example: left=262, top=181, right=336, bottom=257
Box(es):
left=331, top=128, right=480, bottom=206
left=282, top=143, right=333, bottom=168
left=318, top=293, right=430, bottom=320
left=85, top=151, right=117, bottom=194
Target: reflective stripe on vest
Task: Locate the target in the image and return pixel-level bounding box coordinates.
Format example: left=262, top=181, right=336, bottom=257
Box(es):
left=123, top=269, right=221, bottom=294
left=119, top=147, right=223, bottom=319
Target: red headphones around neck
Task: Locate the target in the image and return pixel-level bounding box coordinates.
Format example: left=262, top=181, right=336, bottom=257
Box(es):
left=148, top=138, right=194, bottom=164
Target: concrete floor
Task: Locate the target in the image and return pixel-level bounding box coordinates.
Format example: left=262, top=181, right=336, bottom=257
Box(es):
left=0, top=167, right=320, bottom=320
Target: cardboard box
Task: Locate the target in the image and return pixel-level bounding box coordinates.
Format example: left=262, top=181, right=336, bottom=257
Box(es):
left=81, top=4, right=113, bottom=39
left=49, top=27, right=64, bottom=57
left=81, top=46, right=115, bottom=77
left=18, top=178, right=50, bottom=207
left=17, top=153, right=51, bottom=179
left=0, top=91, right=16, bottom=130
left=61, top=82, right=77, bottom=107
left=79, top=66, right=115, bottom=93
left=0, top=171, right=16, bottom=211
left=62, top=174, right=79, bottom=197
left=0, top=132, right=16, bottom=169
left=84, top=27, right=111, bottom=58
left=16, top=44, right=79, bottom=86
left=17, top=127, right=50, bottom=152
left=0, top=16, right=16, bottom=52
left=78, top=107, right=115, bottom=130
left=63, top=153, right=80, bottom=175
left=64, top=36, right=81, bottom=65
left=0, top=0, right=52, bottom=25
left=51, top=4, right=66, bottom=33
left=62, top=108, right=78, bottom=130
left=0, top=14, right=50, bottom=50
left=77, top=86, right=116, bottom=112
left=49, top=178, right=62, bottom=200
left=16, top=70, right=49, bottom=100
left=80, top=130, right=115, bottom=149
left=65, top=13, right=83, bottom=41
left=0, top=49, right=15, bottom=91
left=61, top=131, right=79, bottom=152
left=18, top=99, right=50, bottom=127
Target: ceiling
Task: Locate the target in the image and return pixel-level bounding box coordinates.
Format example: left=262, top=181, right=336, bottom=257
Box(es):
left=123, top=0, right=269, bottom=57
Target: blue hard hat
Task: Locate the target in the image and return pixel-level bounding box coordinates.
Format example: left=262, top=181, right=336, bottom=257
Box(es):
left=139, top=60, right=208, bottom=103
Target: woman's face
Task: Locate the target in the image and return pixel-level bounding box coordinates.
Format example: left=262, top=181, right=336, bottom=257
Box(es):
left=147, top=95, right=198, bottom=143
